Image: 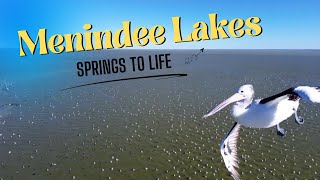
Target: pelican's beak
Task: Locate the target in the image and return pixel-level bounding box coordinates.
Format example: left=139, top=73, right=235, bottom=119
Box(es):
left=203, top=93, right=246, bottom=118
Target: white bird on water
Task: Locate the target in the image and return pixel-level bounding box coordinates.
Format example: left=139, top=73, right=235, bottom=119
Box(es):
left=203, top=85, right=320, bottom=180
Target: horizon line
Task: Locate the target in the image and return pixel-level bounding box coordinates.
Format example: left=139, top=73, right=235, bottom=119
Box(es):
left=1, top=47, right=320, bottom=50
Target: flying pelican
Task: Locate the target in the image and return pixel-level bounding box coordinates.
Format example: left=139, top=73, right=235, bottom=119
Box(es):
left=202, top=85, right=320, bottom=180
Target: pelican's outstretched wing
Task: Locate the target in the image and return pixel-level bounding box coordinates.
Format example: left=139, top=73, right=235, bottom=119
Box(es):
left=293, top=86, right=320, bottom=103
left=220, top=122, right=241, bottom=180
left=259, top=87, right=299, bottom=104
left=259, top=86, right=320, bottom=105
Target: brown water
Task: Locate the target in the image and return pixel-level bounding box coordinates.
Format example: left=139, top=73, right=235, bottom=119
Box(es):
left=0, top=49, right=320, bottom=179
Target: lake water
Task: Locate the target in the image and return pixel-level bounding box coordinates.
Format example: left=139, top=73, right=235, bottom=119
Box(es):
left=0, top=49, right=320, bottom=179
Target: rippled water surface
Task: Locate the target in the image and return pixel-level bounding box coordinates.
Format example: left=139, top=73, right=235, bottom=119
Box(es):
left=0, top=49, right=320, bottom=179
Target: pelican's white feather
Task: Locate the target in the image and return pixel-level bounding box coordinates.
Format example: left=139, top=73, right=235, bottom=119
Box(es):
left=220, top=123, right=241, bottom=180
left=294, top=86, right=320, bottom=103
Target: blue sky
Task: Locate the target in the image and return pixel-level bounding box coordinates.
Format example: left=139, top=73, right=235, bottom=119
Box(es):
left=1, top=0, right=319, bottom=49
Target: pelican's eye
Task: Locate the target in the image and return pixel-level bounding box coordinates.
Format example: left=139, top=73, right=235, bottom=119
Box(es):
left=240, top=90, right=244, bottom=93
